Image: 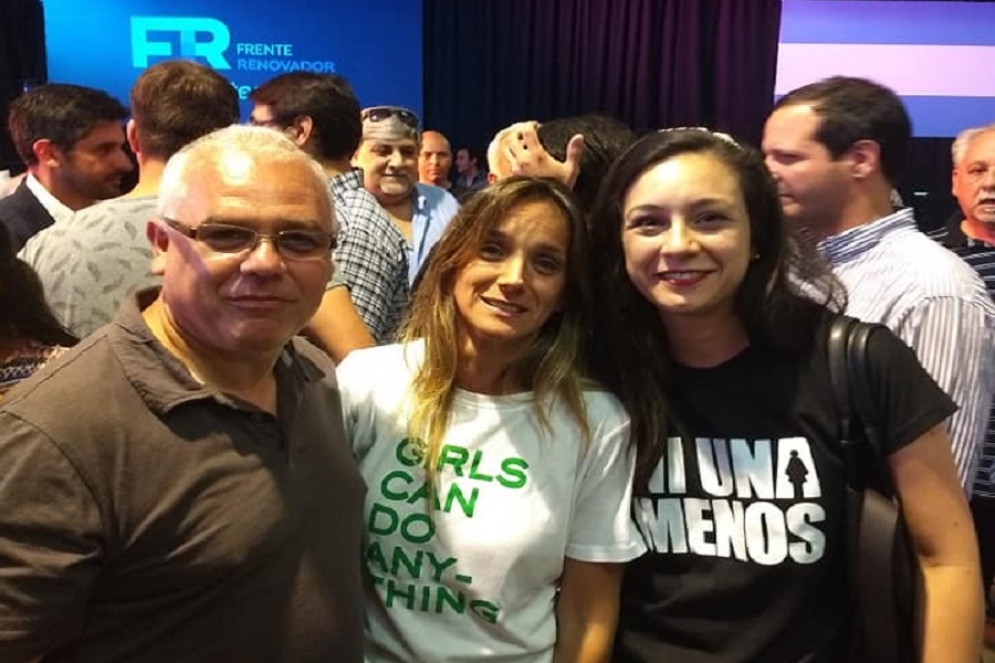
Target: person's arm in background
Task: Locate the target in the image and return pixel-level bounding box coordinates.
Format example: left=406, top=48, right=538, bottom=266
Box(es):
left=896, top=297, right=995, bottom=493
left=890, top=424, right=983, bottom=663
left=305, top=280, right=375, bottom=364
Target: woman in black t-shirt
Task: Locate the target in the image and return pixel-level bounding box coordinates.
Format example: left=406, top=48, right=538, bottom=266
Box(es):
left=586, top=129, right=981, bottom=663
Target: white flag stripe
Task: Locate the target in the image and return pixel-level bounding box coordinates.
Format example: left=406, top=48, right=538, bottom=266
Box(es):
left=776, top=43, right=995, bottom=98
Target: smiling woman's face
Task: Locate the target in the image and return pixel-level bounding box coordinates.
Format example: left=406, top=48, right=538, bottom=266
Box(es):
left=453, top=199, right=570, bottom=357
left=621, top=151, right=752, bottom=329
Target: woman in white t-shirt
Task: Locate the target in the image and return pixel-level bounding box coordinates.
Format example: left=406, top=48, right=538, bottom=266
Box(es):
left=336, top=176, right=644, bottom=663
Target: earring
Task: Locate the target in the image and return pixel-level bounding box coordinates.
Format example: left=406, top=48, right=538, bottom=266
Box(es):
left=752, top=252, right=761, bottom=261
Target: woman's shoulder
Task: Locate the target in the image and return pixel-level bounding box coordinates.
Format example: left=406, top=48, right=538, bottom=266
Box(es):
left=335, top=342, right=422, bottom=397
left=339, top=341, right=420, bottom=372
left=576, top=380, right=630, bottom=428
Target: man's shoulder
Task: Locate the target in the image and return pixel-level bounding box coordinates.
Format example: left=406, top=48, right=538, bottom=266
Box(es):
left=290, top=336, right=336, bottom=377
left=416, top=183, right=460, bottom=211
left=0, top=180, right=35, bottom=212
left=1, top=331, right=133, bottom=432
left=0, top=181, right=48, bottom=229
left=874, top=229, right=995, bottom=307
left=74, top=196, right=157, bottom=232
left=337, top=186, right=396, bottom=231
left=27, top=196, right=155, bottom=249
left=337, top=341, right=411, bottom=378
left=888, top=228, right=985, bottom=276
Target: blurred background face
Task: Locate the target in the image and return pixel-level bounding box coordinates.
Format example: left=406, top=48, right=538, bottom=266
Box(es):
left=455, top=148, right=475, bottom=175
left=153, top=154, right=333, bottom=358
left=355, top=138, right=419, bottom=204
left=953, top=130, right=995, bottom=228
left=54, top=120, right=133, bottom=200
left=418, top=131, right=452, bottom=185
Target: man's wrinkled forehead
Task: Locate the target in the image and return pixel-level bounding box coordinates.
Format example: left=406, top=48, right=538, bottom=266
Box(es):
left=362, top=116, right=419, bottom=144
left=363, top=137, right=419, bottom=153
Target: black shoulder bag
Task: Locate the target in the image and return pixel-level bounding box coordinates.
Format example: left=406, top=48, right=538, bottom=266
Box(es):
left=827, top=316, right=920, bottom=663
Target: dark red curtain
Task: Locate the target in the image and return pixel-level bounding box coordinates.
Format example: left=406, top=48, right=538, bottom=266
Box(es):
left=423, top=0, right=781, bottom=157
left=0, top=0, right=46, bottom=173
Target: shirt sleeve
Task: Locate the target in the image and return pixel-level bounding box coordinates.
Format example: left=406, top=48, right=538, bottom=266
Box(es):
left=892, top=297, right=995, bottom=493
left=335, top=350, right=379, bottom=460
left=333, top=224, right=409, bottom=343
left=566, top=397, right=646, bottom=563
left=325, top=266, right=347, bottom=289
left=0, top=413, right=104, bottom=661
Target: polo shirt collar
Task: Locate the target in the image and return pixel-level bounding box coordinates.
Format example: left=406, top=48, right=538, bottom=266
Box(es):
left=107, top=288, right=325, bottom=415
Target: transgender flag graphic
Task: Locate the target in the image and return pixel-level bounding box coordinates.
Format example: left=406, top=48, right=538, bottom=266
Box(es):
left=776, top=1, right=995, bottom=138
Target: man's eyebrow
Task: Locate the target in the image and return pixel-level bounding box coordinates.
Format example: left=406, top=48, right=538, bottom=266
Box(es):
left=201, top=216, right=323, bottom=230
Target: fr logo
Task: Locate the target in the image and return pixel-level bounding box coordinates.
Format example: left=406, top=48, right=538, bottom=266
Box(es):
left=131, top=16, right=232, bottom=69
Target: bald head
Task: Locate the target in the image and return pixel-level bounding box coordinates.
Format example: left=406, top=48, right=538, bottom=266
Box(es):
left=418, top=130, right=453, bottom=187
left=158, top=124, right=332, bottom=225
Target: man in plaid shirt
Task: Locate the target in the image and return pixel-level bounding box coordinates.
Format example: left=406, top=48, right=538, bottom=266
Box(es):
left=250, top=73, right=409, bottom=344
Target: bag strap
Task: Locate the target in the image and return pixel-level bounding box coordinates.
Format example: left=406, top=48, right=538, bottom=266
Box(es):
left=828, top=317, right=895, bottom=493
left=827, top=316, right=908, bottom=663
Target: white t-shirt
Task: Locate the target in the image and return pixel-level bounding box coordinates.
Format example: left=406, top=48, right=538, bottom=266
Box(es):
left=337, top=342, right=645, bottom=663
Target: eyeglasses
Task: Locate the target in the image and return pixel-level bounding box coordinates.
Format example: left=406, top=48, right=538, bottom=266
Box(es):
left=162, top=217, right=336, bottom=261
left=247, top=115, right=290, bottom=128
left=362, top=106, right=420, bottom=130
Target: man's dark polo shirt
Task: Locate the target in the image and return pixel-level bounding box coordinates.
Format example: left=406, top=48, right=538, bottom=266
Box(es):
left=0, top=289, right=366, bottom=663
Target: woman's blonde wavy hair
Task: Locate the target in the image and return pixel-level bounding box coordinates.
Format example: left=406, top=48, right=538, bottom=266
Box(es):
left=402, top=176, right=594, bottom=475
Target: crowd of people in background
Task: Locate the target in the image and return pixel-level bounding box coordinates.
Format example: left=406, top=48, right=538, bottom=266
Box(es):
left=0, top=63, right=993, bottom=663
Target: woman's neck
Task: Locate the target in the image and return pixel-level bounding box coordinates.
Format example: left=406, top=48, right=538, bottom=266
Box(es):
left=454, top=335, right=528, bottom=395
left=662, top=311, right=750, bottom=368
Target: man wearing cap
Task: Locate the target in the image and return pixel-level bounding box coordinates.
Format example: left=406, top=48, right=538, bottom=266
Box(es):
left=250, top=73, right=408, bottom=345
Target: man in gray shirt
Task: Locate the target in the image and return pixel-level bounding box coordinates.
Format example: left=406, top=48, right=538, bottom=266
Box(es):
left=19, top=60, right=239, bottom=337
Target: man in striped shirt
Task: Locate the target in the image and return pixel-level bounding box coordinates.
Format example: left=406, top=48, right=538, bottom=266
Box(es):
left=930, top=123, right=995, bottom=611
left=762, top=76, right=995, bottom=496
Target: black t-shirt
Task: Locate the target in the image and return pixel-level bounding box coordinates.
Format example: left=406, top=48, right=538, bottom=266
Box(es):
left=614, top=317, right=956, bottom=663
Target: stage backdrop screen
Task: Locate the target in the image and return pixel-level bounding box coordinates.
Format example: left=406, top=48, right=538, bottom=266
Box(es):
left=777, top=0, right=995, bottom=138
left=42, top=0, right=423, bottom=121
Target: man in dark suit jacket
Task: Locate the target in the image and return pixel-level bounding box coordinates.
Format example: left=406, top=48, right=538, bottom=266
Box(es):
left=0, top=179, right=56, bottom=252
left=0, top=84, right=132, bottom=251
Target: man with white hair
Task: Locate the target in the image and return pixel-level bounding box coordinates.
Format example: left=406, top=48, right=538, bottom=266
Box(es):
left=0, top=126, right=365, bottom=663
left=353, top=106, right=459, bottom=283
left=930, top=121, right=995, bottom=618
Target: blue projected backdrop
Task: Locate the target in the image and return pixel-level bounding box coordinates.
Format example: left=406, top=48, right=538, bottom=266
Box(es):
left=42, top=0, right=423, bottom=120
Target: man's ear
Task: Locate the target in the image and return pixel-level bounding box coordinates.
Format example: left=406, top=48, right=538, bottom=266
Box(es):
left=32, top=138, right=60, bottom=168
left=126, top=119, right=140, bottom=155
left=287, top=115, right=313, bottom=148
left=351, top=142, right=365, bottom=168
left=147, top=220, right=170, bottom=276
left=845, top=139, right=881, bottom=180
